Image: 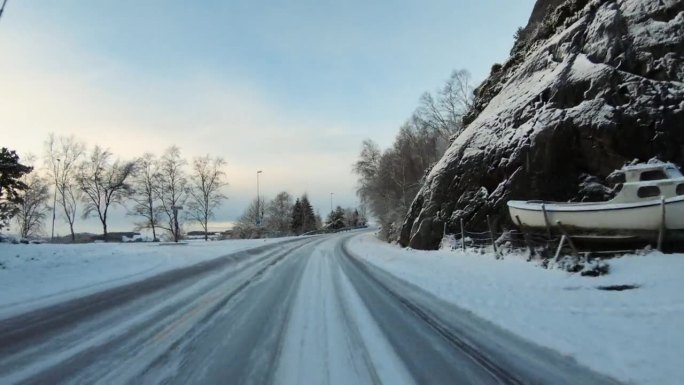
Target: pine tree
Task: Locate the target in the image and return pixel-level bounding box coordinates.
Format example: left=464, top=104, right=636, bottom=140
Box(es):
left=326, top=205, right=346, bottom=230
left=300, top=194, right=316, bottom=233
left=0, top=148, right=33, bottom=230
left=291, top=198, right=303, bottom=234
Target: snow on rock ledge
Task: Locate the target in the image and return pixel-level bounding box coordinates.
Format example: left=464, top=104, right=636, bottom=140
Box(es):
left=400, top=0, right=684, bottom=249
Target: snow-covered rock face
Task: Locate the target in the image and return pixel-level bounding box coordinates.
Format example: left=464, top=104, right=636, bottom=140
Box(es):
left=400, top=0, right=684, bottom=250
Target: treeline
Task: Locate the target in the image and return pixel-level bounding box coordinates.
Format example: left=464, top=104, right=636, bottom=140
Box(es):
left=353, top=69, right=473, bottom=241
left=232, top=192, right=367, bottom=239
left=1, top=134, right=227, bottom=242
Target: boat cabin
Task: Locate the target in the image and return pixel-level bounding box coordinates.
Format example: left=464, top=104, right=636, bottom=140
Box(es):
left=610, top=163, right=684, bottom=203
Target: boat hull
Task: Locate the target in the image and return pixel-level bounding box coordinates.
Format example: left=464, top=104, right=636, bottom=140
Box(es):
left=508, top=196, right=684, bottom=232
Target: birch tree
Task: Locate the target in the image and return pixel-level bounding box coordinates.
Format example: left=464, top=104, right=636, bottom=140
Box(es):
left=155, top=146, right=188, bottom=242
left=44, top=134, right=84, bottom=242
left=77, top=146, right=136, bottom=241
left=129, top=153, right=162, bottom=241
left=187, top=155, right=227, bottom=241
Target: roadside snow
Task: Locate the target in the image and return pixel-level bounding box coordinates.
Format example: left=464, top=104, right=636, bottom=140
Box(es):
left=0, top=238, right=298, bottom=318
left=347, top=233, right=684, bottom=385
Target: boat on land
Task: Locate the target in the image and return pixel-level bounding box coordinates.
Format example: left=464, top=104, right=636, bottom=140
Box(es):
left=508, top=162, right=684, bottom=239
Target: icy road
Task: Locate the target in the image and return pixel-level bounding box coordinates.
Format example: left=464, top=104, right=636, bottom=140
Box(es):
left=0, top=233, right=620, bottom=385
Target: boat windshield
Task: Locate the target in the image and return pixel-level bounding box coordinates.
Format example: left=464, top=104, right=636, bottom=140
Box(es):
left=639, top=169, right=668, bottom=181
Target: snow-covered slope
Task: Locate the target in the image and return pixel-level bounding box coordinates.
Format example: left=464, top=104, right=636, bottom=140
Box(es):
left=348, top=233, right=684, bottom=385
left=401, top=0, right=684, bottom=249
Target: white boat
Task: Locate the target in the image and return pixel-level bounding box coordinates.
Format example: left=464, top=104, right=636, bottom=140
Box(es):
left=508, top=162, right=684, bottom=236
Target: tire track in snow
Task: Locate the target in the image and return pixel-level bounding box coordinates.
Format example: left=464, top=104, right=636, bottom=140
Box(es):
left=0, top=238, right=317, bottom=385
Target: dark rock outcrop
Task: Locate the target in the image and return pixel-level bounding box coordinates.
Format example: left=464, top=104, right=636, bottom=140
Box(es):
left=400, top=0, right=684, bottom=250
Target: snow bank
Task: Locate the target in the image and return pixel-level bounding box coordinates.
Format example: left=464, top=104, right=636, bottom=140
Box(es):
left=0, top=237, right=297, bottom=318
left=347, top=233, right=684, bottom=385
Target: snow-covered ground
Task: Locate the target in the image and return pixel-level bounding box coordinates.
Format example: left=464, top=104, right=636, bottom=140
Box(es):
left=347, top=233, right=684, bottom=385
left=0, top=237, right=298, bottom=318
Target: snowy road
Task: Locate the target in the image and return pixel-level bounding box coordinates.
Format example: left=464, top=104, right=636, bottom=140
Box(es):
left=0, top=233, right=620, bottom=384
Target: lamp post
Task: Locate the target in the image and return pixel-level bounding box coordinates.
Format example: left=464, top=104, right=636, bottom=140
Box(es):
left=330, top=192, right=334, bottom=214
left=256, top=170, right=263, bottom=226
left=50, top=158, right=60, bottom=242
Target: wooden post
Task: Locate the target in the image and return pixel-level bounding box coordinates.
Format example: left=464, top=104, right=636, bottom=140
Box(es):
left=460, top=218, right=466, bottom=252
left=554, top=235, right=566, bottom=261
left=515, top=215, right=535, bottom=259
left=555, top=221, right=578, bottom=257
left=487, top=215, right=499, bottom=256
left=657, top=196, right=666, bottom=252
left=541, top=203, right=552, bottom=240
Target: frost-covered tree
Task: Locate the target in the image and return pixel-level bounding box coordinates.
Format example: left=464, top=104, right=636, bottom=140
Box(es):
left=155, top=146, right=188, bottom=242
left=233, top=197, right=265, bottom=239
left=353, top=68, right=475, bottom=241
left=44, top=134, right=85, bottom=241
left=13, top=156, right=50, bottom=238
left=326, top=206, right=346, bottom=230
left=77, top=146, right=136, bottom=241
left=187, top=155, right=228, bottom=241
left=0, top=148, right=32, bottom=230
left=129, top=153, right=162, bottom=241
left=265, top=191, right=293, bottom=235
left=414, top=69, right=474, bottom=141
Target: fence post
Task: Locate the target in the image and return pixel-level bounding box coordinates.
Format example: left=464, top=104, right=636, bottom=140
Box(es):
left=487, top=215, right=498, bottom=257
left=657, top=196, right=666, bottom=252
left=460, top=218, right=466, bottom=252
left=515, top=215, right=535, bottom=260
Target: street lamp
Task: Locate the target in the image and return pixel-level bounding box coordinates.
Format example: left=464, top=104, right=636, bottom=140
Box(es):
left=256, top=170, right=263, bottom=226
left=330, top=192, right=334, bottom=214
left=51, top=158, right=60, bottom=242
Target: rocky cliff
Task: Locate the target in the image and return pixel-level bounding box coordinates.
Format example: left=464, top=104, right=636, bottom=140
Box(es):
left=400, top=0, right=684, bottom=250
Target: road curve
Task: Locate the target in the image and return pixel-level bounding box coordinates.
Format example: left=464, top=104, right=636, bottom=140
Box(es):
left=0, top=232, right=621, bottom=385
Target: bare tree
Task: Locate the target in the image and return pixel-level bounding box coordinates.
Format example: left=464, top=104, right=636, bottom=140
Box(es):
left=187, top=155, right=228, bottom=241
left=415, top=69, right=474, bottom=141
left=44, top=134, right=84, bottom=242
left=13, top=156, right=50, bottom=238
left=129, top=153, right=162, bottom=241
left=77, top=146, right=136, bottom=241
left=264, top=191, right=293, bottom=235
left=155, top=146, right=188, bottom=242
left=233, top=197, right=265, bottom=239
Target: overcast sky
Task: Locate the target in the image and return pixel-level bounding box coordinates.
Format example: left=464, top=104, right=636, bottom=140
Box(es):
left=1, top=0, right=535, bottom=235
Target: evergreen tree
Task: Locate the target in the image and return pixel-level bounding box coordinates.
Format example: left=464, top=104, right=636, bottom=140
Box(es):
left=300, top=194, right=316, bottom=232
left=351, top=209, right=360, bottom=227
left=291, top=198, right=303, bottom=234
left=326, top=205, right=346, bottom=230
left=0, top=148, right=32, bottom=230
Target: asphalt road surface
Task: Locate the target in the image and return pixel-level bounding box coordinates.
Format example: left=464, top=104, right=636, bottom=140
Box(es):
left=0, top=232, right=621, bottom=384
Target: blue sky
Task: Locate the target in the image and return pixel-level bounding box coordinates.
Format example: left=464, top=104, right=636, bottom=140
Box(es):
left=1, top=0, right=535, bottom=234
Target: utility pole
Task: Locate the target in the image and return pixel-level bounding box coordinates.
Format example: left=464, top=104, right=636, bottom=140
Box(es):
left=51, top=158, right=60, bottom=242
left=256, top=170, right=263, bottom=226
